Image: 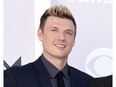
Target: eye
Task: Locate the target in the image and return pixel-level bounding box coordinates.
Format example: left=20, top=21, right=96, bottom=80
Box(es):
left=50, top=27, right=58, bottom=32
left=51, top=29, right=57, bottom=32
left=65, top=30, right=74, bottom=36
left=66, top=32, right=73, bottom=35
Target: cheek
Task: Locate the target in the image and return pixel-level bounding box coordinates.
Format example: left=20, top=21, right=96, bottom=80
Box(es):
left=43, top=34, right=54, bottom=44
left=42, top=36, right=54, bottom=50
left=68, top=39, right=75, bottom=47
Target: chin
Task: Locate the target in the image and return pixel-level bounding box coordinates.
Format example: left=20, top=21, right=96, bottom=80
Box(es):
left=53, top=53, right=68, bottom=59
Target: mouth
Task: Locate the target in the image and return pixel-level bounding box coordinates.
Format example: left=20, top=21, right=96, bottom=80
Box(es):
left=54, top=44, right=66, bottom=49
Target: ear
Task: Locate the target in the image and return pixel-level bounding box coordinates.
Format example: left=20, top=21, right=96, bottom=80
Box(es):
left=38, top=28, right=43, bottom=41
left=72, top=39, right=75, bottom=47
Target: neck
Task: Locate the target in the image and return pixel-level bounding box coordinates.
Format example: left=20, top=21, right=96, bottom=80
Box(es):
left=43, top=53, right=68, bottom=70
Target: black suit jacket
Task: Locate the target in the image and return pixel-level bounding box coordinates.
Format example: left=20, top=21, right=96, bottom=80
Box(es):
left=4, top=56, right=93, bottom=87
left=88, top=75, right=112, bottom=87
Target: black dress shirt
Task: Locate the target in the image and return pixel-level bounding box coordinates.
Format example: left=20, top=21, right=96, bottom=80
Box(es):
left=41, top=55, right=71, bottom=87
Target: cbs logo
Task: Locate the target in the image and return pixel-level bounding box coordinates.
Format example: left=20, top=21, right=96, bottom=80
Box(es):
left=86, top=47, right=112, bottom=77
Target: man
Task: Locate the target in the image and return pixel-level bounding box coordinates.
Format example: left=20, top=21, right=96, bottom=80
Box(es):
left=88, top=75, right=112, bottom=87
left=4, top=5, right=93, bottom=87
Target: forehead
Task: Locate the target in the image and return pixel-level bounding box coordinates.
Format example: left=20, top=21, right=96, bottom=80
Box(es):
left=45, top=16, right=75, bottom=30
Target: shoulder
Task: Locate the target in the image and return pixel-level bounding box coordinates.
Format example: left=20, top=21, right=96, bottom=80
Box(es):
left=4, top=62, right=36, bottom=87
left=4, top=62, right=36, bottom=77
left=68, top=66, right=93, bottom=87
left=88, top=75, right=112, bottom=87
left=94, top=75, right=112, bottom=81
left=4, top=57, right=42, bottom=74
left=90, top=75, right=112, bottom=83
left=69, top=66, right=93, bottom=79
left=4, top=58, right=44, bottom=87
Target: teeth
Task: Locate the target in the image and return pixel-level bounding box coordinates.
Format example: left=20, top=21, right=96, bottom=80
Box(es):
left=55, top=44, right=65, bottom=48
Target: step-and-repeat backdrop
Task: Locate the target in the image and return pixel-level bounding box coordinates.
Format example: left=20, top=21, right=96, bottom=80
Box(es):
left=4, top=0, right=112, bottom=77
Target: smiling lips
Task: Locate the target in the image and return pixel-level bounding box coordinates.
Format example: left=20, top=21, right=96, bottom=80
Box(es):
left=54, top=44, right=66, bottom=49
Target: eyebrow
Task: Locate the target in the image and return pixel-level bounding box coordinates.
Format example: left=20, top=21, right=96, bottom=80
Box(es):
left=50, top=26, right=75, bottom=33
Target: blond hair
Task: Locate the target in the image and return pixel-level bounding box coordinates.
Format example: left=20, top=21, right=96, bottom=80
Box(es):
left=39, top=5, right=77, bottom=36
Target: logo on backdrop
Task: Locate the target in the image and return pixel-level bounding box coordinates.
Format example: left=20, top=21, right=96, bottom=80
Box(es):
left=86, top=47, right=112, bottom=77
left=59, top=0, right=112, bottom=4
left=4, top=56, right=21, bottom=69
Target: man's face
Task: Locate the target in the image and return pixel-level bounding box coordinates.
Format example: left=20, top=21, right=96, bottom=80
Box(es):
left=38, top=16, right=75, bottom=59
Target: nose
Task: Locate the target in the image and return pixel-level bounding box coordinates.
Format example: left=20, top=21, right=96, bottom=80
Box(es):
left=57, top=32, right=65, bottom=41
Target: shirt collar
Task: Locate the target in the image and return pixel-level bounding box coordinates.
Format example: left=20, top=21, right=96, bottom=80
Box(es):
left=41, top=54, right=69, bottom=79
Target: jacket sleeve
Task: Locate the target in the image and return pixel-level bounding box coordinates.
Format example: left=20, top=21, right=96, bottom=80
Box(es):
left=4, top=69, right=16, bottom=87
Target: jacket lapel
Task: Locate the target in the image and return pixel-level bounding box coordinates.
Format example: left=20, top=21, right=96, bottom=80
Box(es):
left=69, top=66, right=93, bottom=87
left=37, top=72, right=52, bottom=87
left=34, top=57, right=52, bottom=87
left=69, top=67, right=81, bottom=87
